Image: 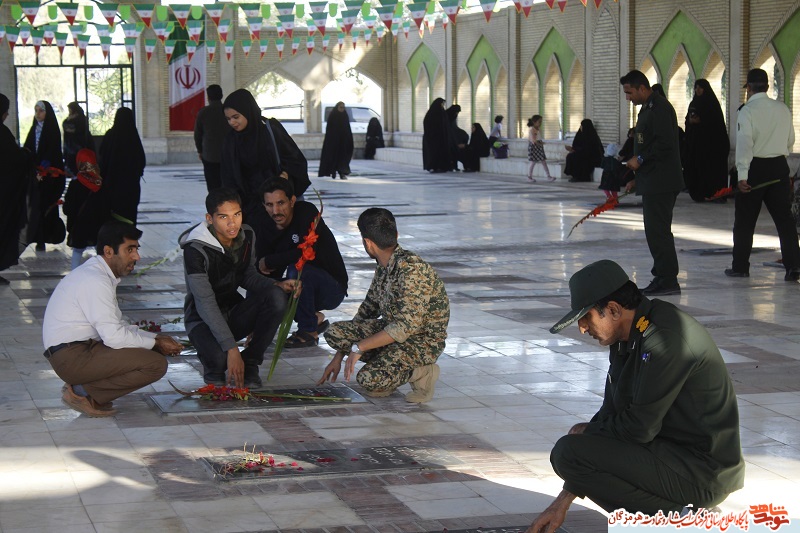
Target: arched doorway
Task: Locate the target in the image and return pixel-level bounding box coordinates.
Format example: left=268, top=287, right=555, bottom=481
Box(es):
left=543, top=58, right=562, bottom=139
left=246, top=72, right=305, bottom=133
left=413, top=65, right=430, bottom=133
left=667, top=50, right=691, bottom=126
left=567, top=59, right=584, bottom=134
left=520, top=65, right=540, bottom=137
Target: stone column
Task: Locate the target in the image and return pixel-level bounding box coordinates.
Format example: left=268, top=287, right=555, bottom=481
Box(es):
left=729, top=0, right=746, bottom=150
left=619, top=0, right=633, bottom=140
left=305, top=88, right=322, bottom=133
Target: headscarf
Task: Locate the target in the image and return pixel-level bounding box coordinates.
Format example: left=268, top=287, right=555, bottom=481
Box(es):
left=100, top=107, right=145, bottom=179
left=326, top=101, right=351, bottom=135
left=23, top=100, right=62, bottom=167
left=446, top=104, right=461, bottom=123
left=222, top=88, right=280, bottom=177
left=468, top=123, right=490, bottom=157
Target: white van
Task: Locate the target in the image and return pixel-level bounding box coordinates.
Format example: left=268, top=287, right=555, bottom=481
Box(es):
left=322, top=103, right=381, bottom=134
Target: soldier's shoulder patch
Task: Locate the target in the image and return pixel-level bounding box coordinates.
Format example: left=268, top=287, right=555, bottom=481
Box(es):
left=636, top=315, right=650, bottom=333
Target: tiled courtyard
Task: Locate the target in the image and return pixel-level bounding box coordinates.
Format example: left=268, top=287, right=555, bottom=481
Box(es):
left=1, top=160, right=799, bottom=532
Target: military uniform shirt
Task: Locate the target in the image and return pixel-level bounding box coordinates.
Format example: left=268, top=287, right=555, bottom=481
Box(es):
left=633, top=93, right=684, bottom=195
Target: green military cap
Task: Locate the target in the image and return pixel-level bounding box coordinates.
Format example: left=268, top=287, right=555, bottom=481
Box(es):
left=550, top=260, right=630, bottom=333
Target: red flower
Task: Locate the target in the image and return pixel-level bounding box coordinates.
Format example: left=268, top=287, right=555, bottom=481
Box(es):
left=707, top=187, right=734, bottom=201
left=197, top=384, right=216, bottom=394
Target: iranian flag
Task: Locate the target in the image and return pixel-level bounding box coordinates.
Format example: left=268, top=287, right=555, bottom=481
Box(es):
left=169, top=30, right=206, bottom=131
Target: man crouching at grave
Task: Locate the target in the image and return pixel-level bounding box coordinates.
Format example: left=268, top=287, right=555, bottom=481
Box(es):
left=527, top=260, right=744, bottom=533
left=181, top=187, right=298, bottom=389
left=317, top=208, right=450, bottom=403
left=43, top=222, right=184, bottom=417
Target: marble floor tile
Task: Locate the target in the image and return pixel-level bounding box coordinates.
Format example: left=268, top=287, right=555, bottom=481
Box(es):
left=252, top=492, right=364, bottom=528
left=189, top=421, right=276, bottom=449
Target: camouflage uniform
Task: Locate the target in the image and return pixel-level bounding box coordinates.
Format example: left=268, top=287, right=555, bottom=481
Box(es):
left=324, top=245, right=450, bottom=393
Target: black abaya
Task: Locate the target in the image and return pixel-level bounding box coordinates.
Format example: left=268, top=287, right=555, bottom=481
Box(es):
left=99, top=107, right=145, bottom=224
left=364, top=118, right=384, bottom=160
left=318, top=103, right=354, bottom=178
left=564, top=119, right=603, bottom=182
left=422, top=98, right=451, bottom=172
left=464, top=123, right=490, bottom=171
left=0, top=119, right=36, bottom=271
left=684, top=80, right=730, bottom=201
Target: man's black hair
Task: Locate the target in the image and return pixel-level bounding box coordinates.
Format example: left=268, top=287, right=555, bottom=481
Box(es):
left=620, top=70, right=651, bottom=90
left=259, top=178, right=295, bottom=200
left=207, top=84, right=223, bottom=101
left=593, top=281, right=643, bottom=316
left=357, top=208, right=398, bottom=249
left=494, top=115, right=504, bottom=123
left=205, top=187, right=242, bottom=215
left=95, top=221, right=143, bottom=255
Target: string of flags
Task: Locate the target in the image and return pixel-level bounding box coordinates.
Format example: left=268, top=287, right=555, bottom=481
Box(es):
left=0, top=0, right=619, bottom=61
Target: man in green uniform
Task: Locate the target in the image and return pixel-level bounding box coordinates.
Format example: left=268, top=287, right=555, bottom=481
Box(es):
left=527, top=260, right=744, bottom=533
left=317, top=208, right=450, bottom=403
left=621, top=70, right=684, bottom=296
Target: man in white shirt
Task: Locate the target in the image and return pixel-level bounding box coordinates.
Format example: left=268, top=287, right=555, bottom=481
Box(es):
left=43, top=222, right=183, bottom=417
left=727, top=68, right=800, bottom=281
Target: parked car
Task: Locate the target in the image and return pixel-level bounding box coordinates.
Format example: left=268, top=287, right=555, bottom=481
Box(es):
left=322, top=103, right=381, bottom=134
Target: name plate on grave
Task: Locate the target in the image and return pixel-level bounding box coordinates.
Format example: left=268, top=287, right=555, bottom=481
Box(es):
left=202, top=445, right=464, bottom=482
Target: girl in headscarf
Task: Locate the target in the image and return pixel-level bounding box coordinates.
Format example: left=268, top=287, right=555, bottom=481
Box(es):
left=463, top=123, right=490, bottom=172
left=63, top=148, right=105, bottom=269
left=318, top=101, right=354, bottom=180
left=0, top=93, right=36, bottom=283
left=684, top=79, right=730, bottom=202
left=422, top=98, right=451, bottom=173
left=364, top=117, right=384, bottom=160
left=24, top=100, right=65, bottom=251
left=220, top=88, right=310, bottom=257
left=99, top=107, right=145, bottom=224
left=564, top=119, right=603, bottom=183
left=62, top=102, right=95, bottom=176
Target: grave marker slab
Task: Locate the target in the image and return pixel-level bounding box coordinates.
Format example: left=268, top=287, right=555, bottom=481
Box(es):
left=432, top=528, right=567, bottom=533
left=681, top=247, right=776, bottom=255
left=149, top=383, right=368, bottom=415
left=202, top=444, right=464, bottom=482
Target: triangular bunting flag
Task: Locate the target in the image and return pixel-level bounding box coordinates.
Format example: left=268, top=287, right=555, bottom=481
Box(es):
left=375, top=5, right=396, bottom=30
left=311, top=11, right=327, bottom=35
left=217, top=19, right=230, bottom=42
left=391, top=17, right=401, bottom=38
left=259, top=38, right=268, bottom=59
left=5, top=27, right=19, bottom=52
left=352, top=30, right=359, bottom=49
left=55, top=32, right=68, bottom=56
left=407, top=3, right=427, bottom=31
left=241, top=39, right=252, bottom=57
left=57, top=3, right=79, bottom=25
left=594, top=0, right=602, bottom=7
left=19, top=25, right=31, bottom=46
left=152, top=22, right=170, bottom=43
left=376, top=24, right=384, bottom=44
left=337, top=32, right=344, bottom=51
left=579, top=0, right=587, bottom=5
left=31, top=28, right=43, bottom=55
left=18, top=1, right=40, bottom=25
left=164, top=39, right=177, bottom=62
left=224, top=40, right=234, bottom=60
left=187, top=20, right=203, bottom=43
left=134, top=4, right=155, bottom=28
left=247, top=16, right=262, bottom=39
left=144, top=38, right=156, bottom=62
left=442, top=13, right=449, bottom=30
left=43, top=25, right=57, bottom=46
left=309, top=1, right=327, bottom=13
left=99, top=4, right=118, bottom=28
left=121, top=22, right=144, bottom=39
left=322, top=34, right=329, bottom=52
left=68, top=23, right=84, bottom=47
left=364, top=27, right=372, bottom=46
left=306, top=35, right=314, bottom=54
left=364, top=15, right=376, bottom=30
left=402, top=20, right=410, bottom=39
left=520, top=0, right=534, bottom=17
left=170, top=4, right=191, bottom=28
left=273, top=2, right=294, bottom=16
left=238, top=3, right=261, bottom=18
left=277, top=14, right=295, bottom=38
left=205, top=4, right=224, bottom=27
left=207, top=39, right=217, bottom=62
left=277, top=23, right=285, bottom=39
left=558, top=0, right=567, bottom=11
left=186, top=39, right=197, bottom=61
left=439, top=0, right=460, bottom=24
left=291, top=35, right=300, bottom=55
left=307, top=21, right=317, bottom=37
left=480, top=0, right=496, bottom=22
left=340, top=9, right=359, bottom=34
left=124, top=36, right=136, bottom=60
left=99, top=35, right=112, bottom=59
left=96, top=24, right=111, bottom=38
left=275, top=37, right=284, bottom=59
left=545, top=0, right=555, bottom=7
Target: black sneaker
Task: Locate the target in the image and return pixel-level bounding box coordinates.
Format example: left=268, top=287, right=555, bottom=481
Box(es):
left=785, top=268, right=800, bottom=282
left=642, top=281, right=681, bottom=296
left=724, top=269, right=749, bottom=278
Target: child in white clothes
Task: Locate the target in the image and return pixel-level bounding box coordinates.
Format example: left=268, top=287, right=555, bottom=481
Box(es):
left=527, top=115, right=553, bottom=182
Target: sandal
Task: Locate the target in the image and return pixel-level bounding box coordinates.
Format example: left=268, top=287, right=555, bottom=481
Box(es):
left=316, top=319, right=330, bottom=334
left=284, top=331, right=319, bottom=349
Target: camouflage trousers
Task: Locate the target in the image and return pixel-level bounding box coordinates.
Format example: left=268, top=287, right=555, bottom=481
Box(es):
left=324, top=318, right=444, bottom=393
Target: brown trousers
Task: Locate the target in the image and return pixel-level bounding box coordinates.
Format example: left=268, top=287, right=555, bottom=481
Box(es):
left=47, top=339, right=168, bottom=404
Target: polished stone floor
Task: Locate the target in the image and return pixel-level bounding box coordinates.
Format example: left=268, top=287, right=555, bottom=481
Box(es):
left=1, top=161, right=799, bottom=533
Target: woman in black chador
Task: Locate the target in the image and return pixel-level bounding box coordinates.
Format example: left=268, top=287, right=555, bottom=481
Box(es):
left=684, top=79, right=730, bottom=202
left=23, top=100, right=65, bottom=251
left=364, top=117, right=384, bottom=160
left=100, top=107, right=145, bottom=224
left=463, top=123, right=490, bottom=172
left=62, top=102, right=95, bottom=176
left=446, top=104, right=469, bottom=171
left=422, top=97, right=451, bottom=173
left=220, top=88, right=310, bottom=256
left=564, top=118, right=603, bottom=183
left=318, top=101, right=354, bottom=180
left=0, top=93, right=36, bottom=284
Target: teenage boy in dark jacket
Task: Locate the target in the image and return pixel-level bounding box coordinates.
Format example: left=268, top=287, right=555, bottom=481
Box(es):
left=180, top=188, right=298, bottom=388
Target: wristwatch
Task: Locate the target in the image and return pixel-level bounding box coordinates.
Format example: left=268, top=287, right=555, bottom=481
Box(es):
left=352, top=343, right=364, bottom=355
left=637, top=155, right=644, bottom=165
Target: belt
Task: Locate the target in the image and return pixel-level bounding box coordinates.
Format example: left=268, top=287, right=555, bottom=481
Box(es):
left=43, top=340, right=89, bottom=359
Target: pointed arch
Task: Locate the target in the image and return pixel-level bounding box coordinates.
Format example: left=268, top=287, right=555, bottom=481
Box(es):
left=465, top=36, right=503, bottom=86
left=592, top=7, right=620, bottom=142
left=567, top=59, right=584, bottom=134
left=474, top=62, right=492, bottom=132
left=702, top=51, right=727, bottom=124
left=766, top=6, right=800, bottom=105
left=650, top=11, right=713, bottom=83
left=543, top=57, right=563, bottom=139
left=754, top=45, right=782, bottom=101
left=520, top=64, right=540, bottom=137
left=640, top=56, right=659, bottom=86
left=495, top=66, right=508, bottom=132
left=413, top=64, right=431, bottom=133
left=407, top=43, right=443, bottom=131
left=668, top=49, right=691, bottom=125
left=456, top=69, right=473, bottom=130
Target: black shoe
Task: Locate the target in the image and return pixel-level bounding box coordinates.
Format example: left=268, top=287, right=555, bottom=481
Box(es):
left=35, top=243, right=46, bottom=252
left=642, top=280, right=681, bottom=296
left=785, top=268, right=800, bottom=282
left=339, top=175, right=348, bottom=180
left=724, top=269, right=749, bottom=278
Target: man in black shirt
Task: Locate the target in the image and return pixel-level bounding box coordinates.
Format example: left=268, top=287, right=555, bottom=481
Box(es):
left=259, top=179, right=348, bottom=348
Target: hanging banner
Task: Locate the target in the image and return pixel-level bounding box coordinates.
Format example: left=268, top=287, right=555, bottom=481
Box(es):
left=134, top=4, right=155, bottom=27
left=557, top=0, right=567, bottom=11
left=217, top=18, right=230, bottom=42
left=170, top=37, right=206, bottom=130
left=440, top=0, right=460, bottom=24
left=375, top=5, right=396, bottom=30
left=241, top=38, right=252, bottom=57
left=306, top=35, right=314, bottom=54
left=99, top=4, right=118, bottom=28
left=55, top=32, right=68, bottom=55
left=311, top=11, right=327, bottom=35
left=186, top=39, right=198, bottom=61
left=322, top=33, right=329, bottom=51
left=18, top=1, right=40, bottom=25
left=246, top=16, right=262, bottom=39
left=170, top=4, right=191, bottom=28
left=273, top=2, right=294, bottom=15
left=56, top=3, right=79, bottom=25
left=224, top=40, right=234, bottom=59
left=187, top=19, right=203, bottom=43
left=124, top=36, right=136, bottom=60
left=340, top=8, right=359, bottom=34
left=309, top=1, right=327, bottom=13
left=259, top=38, right=268, bottom=59
left=31, top=28, right=43, bottom=55
left=205, top=3, right=224, bottom=27
left=275, top=37, right=284, bottom=59
left=277, top=14, right=295, bottom=38
left=207, top=39, right=217, bottom=62
left=144, top=37, right=156, bottom=61
left=291, top=35, right=300, bottom=55
left=43, top=25, right=57, bottom=46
